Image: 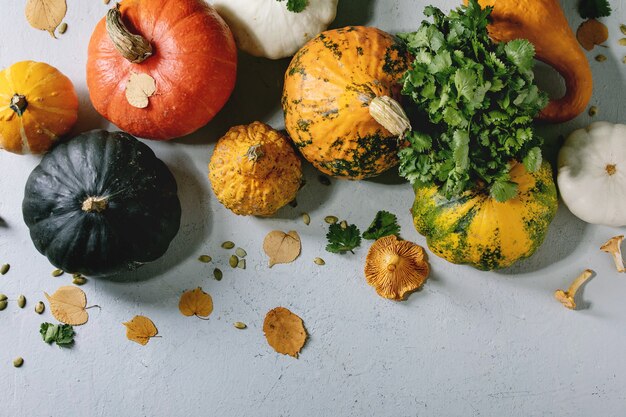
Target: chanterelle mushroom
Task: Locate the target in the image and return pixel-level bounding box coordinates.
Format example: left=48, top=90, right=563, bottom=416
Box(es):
left=600, top=235, right=625, bottom=273
left=554, top=269, right=594, bottom=310
left=364, top=235, right=429, bottom=301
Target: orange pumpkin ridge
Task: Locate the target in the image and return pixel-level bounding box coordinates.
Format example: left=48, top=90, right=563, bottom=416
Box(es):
left=87, top=0, right=237, bottom=140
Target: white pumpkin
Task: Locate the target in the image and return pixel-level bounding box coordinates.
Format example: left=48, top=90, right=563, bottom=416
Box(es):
left=209, top=0, right=339, bottom=60
left=558, top=122, right=626, bottom=227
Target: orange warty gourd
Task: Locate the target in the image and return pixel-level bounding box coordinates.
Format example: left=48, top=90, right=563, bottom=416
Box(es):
left=466, top=0, right=592, bottom=123
left=282, top=26, right=411, bottom=180
left=209, top=122, right=302, bottom=216
left=87, top=0, right=237, bottom=140
left=0, top=61, right=78, bottom=155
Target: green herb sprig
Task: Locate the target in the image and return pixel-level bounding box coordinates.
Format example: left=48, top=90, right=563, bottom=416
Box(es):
left=40, top=323, right=75, bottom=347
left=326, top=223, right=361, bottom=254
left=363, top=211, right=401, bottom=240
left=578, top=0, right=612, bottom=19
left=398, top=0, right=548, bottom=202
left=278, top=0, right=308, bottom=13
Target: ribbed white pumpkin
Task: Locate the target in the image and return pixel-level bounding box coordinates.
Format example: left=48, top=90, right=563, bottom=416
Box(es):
left=558, top=122, right=626, bottom=226
left=209, top=0, right=338, bottom=59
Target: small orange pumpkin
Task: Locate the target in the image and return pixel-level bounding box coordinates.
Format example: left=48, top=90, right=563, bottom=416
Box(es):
left=87, top=0, right=237, bottom=140
left=282, top=26, right=411, bottom=180
left=0, top=61, right=78, bottom=155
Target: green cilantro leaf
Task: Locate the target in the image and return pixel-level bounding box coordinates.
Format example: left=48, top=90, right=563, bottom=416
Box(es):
left=278, top=0, right=308, bottom=13
left=40, top=322, right=75, bottom=347
left=504, top=40, right=535, bottom=72
left=326, top=223, right=361, bottom=254
left=578, top=0, right=612, bottom=19
left=363, top=211, right=401, bottom=240
left=490, top=179, right=519, bottom=202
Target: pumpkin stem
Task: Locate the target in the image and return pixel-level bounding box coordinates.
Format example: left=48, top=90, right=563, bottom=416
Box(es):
left=369, top=96, right=412, bottom=139
left=106, top=4, right=153, bottom=64
left=606, top=164, right=617, bottom=176
left=82, top=196, right=108, bottom=213
left=245, top=144, right=265, bottom=162
left=9, top=94, right=28, bottom=117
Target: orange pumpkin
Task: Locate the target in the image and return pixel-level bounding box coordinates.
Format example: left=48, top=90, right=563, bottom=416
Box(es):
left=0, top=61, right=78, bottom=155
left=282, top=26, right=411, bottom=179
left=87, top=0, right=237, bottom=140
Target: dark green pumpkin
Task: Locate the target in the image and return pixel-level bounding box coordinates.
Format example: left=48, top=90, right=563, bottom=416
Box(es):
left=22, top=130, right=181, bottom=277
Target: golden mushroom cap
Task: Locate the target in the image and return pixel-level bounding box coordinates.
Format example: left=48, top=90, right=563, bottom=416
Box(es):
left=364, top=235, right=429, bottom=301
left=209, top=122, right=302, bottom=216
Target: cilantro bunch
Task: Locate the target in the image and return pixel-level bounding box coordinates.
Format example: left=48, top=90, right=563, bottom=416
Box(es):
left=397, top=0, right=548, bottom=202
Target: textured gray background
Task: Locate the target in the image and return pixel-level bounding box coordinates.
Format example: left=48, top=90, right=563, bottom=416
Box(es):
left=1, top=1, right=625, bottom=416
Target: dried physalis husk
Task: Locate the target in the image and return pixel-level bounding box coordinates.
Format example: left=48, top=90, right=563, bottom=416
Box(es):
left=577, top=19, right=609, bottom=51
left=263, top=230, right=301, bottom=268
left=124, top=315, right=158, bottom=345
left=44, top=286, right=88, bottom=325
left=263, top=307, right=307, bottom=358
left=25, top=0, right=67, bottom=37
left=125, top=72, right=156, bottom=108
left=178, top=287, right=213, bottom=319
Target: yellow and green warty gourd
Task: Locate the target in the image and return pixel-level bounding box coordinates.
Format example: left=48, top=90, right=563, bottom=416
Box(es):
left=412, top=162, right=558, bottom=270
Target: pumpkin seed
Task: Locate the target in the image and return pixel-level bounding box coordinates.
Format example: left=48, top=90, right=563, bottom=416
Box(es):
left=0, top=294, right=7, bottom=301
left=340, top=220, right=348, bottom=229
left=1, top=264, right=10, bottom=275
left=235, top=248, right=247, bottom=258
left=198, top=255, right=212, bottom=263
left=17, top=295, right=26, bottom=308
left=35, top=301, right=45, bottom=314
left=595, top=54, right=607, bottom=62
left=318, top=175, right=331, bottom=186
left=222, top=241, right=235, bottom=249
left=104, top=0, right=111, bottom=4
left=73, top=276, right=87, bottom=286
left=237, top=259, right=246, bottom=269
left=302, top=213, right=311, bottom=225
left=0, top=300, right=7, bottom=311
left=589, top=106, right=598, bottom=117
left=324, top=216, right=338, bottom=224
left=621, top=24, right=626, bottom=36
left=288, top=199, right=298, bottom=208
left=619, top=38, right=626, bottom=46
left=314, top=257, right=326, bottom=266
left=234, top=322, right=247, bottom=329
left=58, top=22, right=68, bottom=34
left=213, top=268, right=223, bottom=281
left=13, top=357, right=23, bottom=368
left=52, top=269, right=64, bottom=277
left=229, top=255, right=238, bottom=268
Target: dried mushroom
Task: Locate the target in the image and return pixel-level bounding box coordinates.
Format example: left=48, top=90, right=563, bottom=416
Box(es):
left=554, top=269, right=594, bottom=310
left=364, top=235, right=429, bottom=301
left=600, top=235, right=625, bottom=272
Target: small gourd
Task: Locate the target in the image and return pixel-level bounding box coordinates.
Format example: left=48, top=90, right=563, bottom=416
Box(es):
left=0, top=61, right=78, bottom=155
left=209, top=0, right=338, bottom=59
left=558, top=122, right=626, bottom=227
left=209, top=122, right=302, bottom=216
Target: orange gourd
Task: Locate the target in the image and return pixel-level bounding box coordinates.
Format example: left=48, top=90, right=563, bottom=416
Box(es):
left=0, top=61, right=78, bottom=155
left=87, top=0, right=237, bottom=140
left=282, top=26, right=411, bottom=180
left=466, top=0, right=593, bottom=123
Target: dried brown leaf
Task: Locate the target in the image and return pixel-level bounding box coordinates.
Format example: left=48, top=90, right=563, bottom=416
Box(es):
left=178, top=287, right=213, bottom=318
left=126, top=72, right=156, bottom=108
left=577, top=19, right=609, bottom=51
left=44, top=286, right=88, bottom=325
left=263, top=230, right=301, bottom=267
left=263, top=307, right=307, bottom=358
left=25, top=0, right=67, bottom=38
left=124, top=315, right=158, bottom=345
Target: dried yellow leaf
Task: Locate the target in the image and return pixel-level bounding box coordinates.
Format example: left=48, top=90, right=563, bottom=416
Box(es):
left=178, top=287, right=213, bottom=318
left=263, top=307, right=307, bottom=358
left=124, top=315, right=158, bottom=345
left=263, top=230, right=301, bottom=268
left=25, top=0, right=67, bottom=37
left=125, top=72, right=156, bottom=108
left=44, top=286, right=88, bottom=326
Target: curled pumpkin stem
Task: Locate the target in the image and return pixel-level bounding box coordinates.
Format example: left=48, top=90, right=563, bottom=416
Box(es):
left=369, top=96, right=412, bottom=139
left=106, top=4, right=153, bottom=64
left=245, top=144, right=265, bottom=162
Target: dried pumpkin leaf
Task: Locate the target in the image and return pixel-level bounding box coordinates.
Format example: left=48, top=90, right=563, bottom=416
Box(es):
left=577, top=19, right=609, bottom=51
left=263, top=230, right=301, bottom=267
left=125, top=72, right=156, bottom=108
left=178, top=287, right=213, bottom=318
left=44, top=286, right=88, bottom=326
left=263, top=307, right=307, bottom=358
left=123, top=315, right=158, bottom=345
left=25, top=0, right=67, bottom=37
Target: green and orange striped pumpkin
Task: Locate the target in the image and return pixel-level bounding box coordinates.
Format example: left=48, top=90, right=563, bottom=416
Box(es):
left=282, top=26, right=410, bottom=180
left=412, top=162, right=558, bottom=270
